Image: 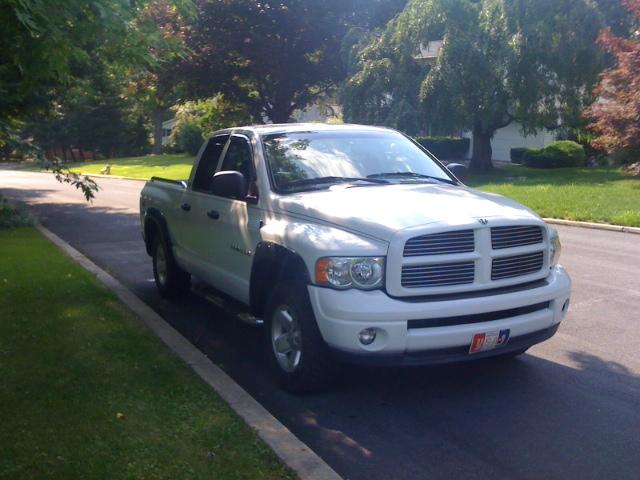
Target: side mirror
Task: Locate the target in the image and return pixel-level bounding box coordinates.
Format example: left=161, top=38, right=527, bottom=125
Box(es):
left=211, top=170, right=248, bottom=199
left=447, top=163, right=468, bottom=182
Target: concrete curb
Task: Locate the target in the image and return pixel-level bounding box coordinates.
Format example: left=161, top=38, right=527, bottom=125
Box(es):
left=544, top=218, right=640, bottom=235
left=36, top=224, right=342, bottom=480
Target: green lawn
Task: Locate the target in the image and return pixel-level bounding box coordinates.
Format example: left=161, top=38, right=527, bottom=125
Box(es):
left=467, top=165, right=640, bottom=227
left=0, top=226, right=296, bottom=480
left=30, top=153, right=640, bottom=226
left=55, top=153, right=195, bottom=180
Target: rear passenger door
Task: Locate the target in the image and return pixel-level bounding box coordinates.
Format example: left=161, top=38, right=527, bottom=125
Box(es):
left=174, top=134, right=229, bottom=275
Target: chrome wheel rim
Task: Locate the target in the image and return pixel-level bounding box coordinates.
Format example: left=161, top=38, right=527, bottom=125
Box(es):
left=155, top=244, right=168, bottom=286
left=271, top=305, right=302, bottom=373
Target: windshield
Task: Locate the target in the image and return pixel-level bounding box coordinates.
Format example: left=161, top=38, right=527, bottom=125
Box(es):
left=261, top=130, right=456, bottom=193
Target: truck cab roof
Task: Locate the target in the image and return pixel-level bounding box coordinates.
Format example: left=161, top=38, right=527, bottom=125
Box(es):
left=211, top=123, right=395, bottom=138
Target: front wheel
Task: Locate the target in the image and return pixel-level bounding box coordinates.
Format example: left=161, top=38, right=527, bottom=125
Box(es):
left=264, top=282, right=336, bottom=393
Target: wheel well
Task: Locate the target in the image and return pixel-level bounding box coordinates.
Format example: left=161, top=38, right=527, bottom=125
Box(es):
left=250, top=243, right=310, bottom=317
left=143, top=209, right=167, bottom=256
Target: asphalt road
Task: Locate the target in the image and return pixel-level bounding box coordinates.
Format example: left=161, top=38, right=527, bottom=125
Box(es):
left=2, top=170, right=639, bottom=480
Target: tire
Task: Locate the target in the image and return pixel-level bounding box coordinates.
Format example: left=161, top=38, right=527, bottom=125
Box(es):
left=152, top=234, right=190, bottom=298
left=264, top=282, right=337, bottom=393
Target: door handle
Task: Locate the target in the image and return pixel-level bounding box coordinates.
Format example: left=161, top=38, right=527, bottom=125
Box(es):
left=207, top=210, right=220, bottom=220
left=181, top=203, right=191, bottom=211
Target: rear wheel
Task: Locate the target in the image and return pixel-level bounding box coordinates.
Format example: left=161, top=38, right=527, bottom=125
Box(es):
left=152, top=234, right=190, bottom=298
left=264, top=282, right=336, bottom=393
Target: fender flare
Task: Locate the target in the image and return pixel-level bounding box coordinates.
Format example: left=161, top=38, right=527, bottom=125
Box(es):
left=142, top=208, right=173, bottom=256
left=249, top=242, right=310, bottom=316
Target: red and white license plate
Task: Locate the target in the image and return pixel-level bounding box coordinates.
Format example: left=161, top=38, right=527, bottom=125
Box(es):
left=469, top=329, right=510, bottom=354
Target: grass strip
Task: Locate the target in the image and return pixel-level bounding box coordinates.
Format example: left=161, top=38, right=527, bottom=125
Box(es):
left=0, top=227, right=296, bottom=480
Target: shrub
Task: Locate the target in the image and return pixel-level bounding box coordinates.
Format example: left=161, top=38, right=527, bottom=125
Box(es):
left=174, top=121, right=204, bottom=156
left=415, top=136, right=470, bottom=159
left=0, top=196, right=32, bottom=229
left=523, top=140, right=586, bottom=168
left=510, top=147, right=527, bottom=164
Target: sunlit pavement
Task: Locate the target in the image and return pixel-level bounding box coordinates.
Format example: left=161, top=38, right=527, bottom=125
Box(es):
left=2, top=170, right=639, bottom=480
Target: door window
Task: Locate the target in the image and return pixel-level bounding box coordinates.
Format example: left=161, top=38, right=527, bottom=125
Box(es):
left=192, top=135, right=229, bottom=192
left=219, top=136, right=253, bottom=182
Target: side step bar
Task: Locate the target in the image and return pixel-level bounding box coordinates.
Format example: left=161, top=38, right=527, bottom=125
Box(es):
left=192, top=282, right=264, bottom=326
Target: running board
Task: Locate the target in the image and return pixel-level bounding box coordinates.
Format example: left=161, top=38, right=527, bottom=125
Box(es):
left=192, top=283, right=264, bottom=326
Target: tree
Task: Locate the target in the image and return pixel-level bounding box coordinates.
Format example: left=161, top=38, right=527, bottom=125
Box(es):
left=0, top=0, right=192, bottom=198
left=0, top=0, right=154, bottom=199
left=186, top=0, right=354, bottom=123
left=26, top=73, right=150, bottom=161
left=344, top=0, right=607, bottom=171
left=585, top=0, right=640, bottom=161
left=127, top=0, right=194, bottom=154
left=341, top=26, right=428, bottom=135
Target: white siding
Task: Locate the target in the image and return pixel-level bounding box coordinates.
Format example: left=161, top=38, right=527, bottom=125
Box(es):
left=464, top=122, right=556, bottom=161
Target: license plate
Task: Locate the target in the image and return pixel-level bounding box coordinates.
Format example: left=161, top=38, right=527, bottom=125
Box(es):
left=469, top=329, right=510, bottom=354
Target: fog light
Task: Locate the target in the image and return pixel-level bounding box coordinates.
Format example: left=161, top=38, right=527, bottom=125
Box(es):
left=562, top=299, right=570, bottom=312
left=358, top=328, right=377, bottom=345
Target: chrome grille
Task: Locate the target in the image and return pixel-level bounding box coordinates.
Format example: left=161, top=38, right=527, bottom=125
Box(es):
left=492, top=251, right=544, bottom=280
left=402, top=261, right=475, bottom=288
left=404, top=229, right=475, bottom=257
left=491, top=225, right=543, bottom=250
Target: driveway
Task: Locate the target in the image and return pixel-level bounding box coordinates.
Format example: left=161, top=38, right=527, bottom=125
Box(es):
left=2, top=171, right=639, bottom=480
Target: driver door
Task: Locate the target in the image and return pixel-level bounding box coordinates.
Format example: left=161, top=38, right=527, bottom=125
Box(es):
left=185, top=134, right=262, bottom=303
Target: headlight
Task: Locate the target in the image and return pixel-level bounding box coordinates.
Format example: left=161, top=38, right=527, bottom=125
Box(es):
left=315, top=257, right=385, bottom=290
left=549, top=228, right=562, bottom=266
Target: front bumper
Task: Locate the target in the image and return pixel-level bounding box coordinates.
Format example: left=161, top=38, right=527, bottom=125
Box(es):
left=308, top=265, right=571, bottom=365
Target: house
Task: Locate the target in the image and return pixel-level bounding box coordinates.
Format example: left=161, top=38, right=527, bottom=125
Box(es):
left=161, top=118, right=177, bottom=146
left=292, top=102, right=343, bottom=123
left=461, top=124, right=556, bottom=162
left=415, top=40, right=557, bottom=161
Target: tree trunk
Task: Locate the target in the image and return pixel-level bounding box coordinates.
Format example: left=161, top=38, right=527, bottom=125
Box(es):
left=68, top=147, right=77, bottom=163
left=152, top=108, right=164, bottom=155
left=469, top=129, right=493, bottom=172
left=268, top=103, right=294, bottom=124
left=1, top=143, right=11, bottom=162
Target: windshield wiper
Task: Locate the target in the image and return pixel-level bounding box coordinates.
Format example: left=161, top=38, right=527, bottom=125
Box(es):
left=283, top=176, right=389, bottom=190
left=367, top=172, right=456, bottom=185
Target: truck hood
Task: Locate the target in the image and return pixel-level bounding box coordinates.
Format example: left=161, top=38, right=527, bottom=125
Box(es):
left=271, top=183, right=542, bottom=241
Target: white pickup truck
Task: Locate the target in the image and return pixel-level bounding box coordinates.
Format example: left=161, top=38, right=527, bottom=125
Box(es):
left=140, top=123, right=571, bottom=392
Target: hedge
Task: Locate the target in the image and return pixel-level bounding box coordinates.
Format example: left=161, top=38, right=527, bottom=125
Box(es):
left=415, top=136, right=470, bottom=159
left=522, top=140, right=586, bottom=168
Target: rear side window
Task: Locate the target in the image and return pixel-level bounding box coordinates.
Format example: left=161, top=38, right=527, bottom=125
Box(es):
left=219, top=136, right=253, bottom=181
left=192, top=135, right=229, bottom=192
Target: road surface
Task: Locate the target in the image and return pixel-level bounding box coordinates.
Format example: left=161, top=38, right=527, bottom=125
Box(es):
left=2, top=170, right=639, bottom=480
